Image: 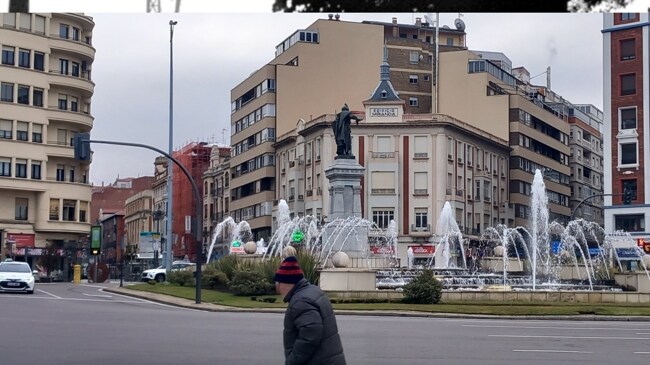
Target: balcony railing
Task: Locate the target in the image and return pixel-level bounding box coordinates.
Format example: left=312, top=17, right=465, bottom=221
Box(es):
left=371, top=188, right=396, bottom=195
left=371, top=152, right=396, bottom=158
left=306, top=190, right=313, bottom=197
left=46, top=176, right=89, bottom=184
left=410, top=224, right=432, bottom=237
left=414, top=189, right=428, bottom=195
left=414, top=153, right=428, bottom=158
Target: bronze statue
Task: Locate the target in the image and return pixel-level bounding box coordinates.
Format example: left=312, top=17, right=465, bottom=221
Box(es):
left=333, top=104, right=362, bottom=158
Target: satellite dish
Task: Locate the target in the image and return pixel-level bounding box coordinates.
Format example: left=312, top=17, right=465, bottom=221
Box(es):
left=424, top=13, right=434, bottom=27
left=442, top=25, right=450, bottom=29
left=454, top=18, right=465, bottom=31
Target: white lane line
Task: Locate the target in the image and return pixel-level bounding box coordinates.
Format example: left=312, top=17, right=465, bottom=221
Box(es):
left=634, top=352, right=650, bottom=354
left=36, top=288, right=61, bottom=299
left=464, top=324, right=650, bottom=331
left=637, top=333, right=650, bottom=335
left=100, top=288, right=202, bottom=311
left=83, top=293, right=112, bottom=298
left=512, top=350, right=593, bottom=354
left=490, top=334, right=650, bottom=340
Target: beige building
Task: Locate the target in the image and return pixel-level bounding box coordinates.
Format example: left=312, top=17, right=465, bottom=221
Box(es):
left=0, top=13, right=95, bottom=259
left=151, top=156, right=167, bottom=235
left=439, top=50, right=572, bottom=227
left=124, top=190, right=153, bottom=249
left=202, top=145, right=231, bottom=258
left=274, top=53, right=511, bottom=265
left=229, top=16, right=466, bottom=241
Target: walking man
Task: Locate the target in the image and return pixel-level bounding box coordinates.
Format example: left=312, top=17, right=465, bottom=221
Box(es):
left=274, top=256, right=346, bottom=365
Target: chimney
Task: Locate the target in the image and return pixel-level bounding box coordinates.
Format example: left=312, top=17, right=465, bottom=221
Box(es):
left=392, top=17, right=398, bottom=37
left=415, top=17, right=422, bottom=27
left=546, top=66, right=551, bottom=90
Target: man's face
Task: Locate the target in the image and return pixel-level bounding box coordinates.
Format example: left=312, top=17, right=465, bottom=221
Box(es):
left=276, top=282, right=294, bottom=297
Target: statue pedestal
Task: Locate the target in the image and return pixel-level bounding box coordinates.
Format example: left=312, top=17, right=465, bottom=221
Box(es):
left=324, top=158, right=368, bottom=261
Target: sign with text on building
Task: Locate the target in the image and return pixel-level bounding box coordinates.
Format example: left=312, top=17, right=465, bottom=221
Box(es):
left=408, top=245, right=435, bottom=255
left=370, top=245, right=395, bottom=255
left=6, top=233, right=35, bottom=248
left=229, top=240, right=245, bottom=254
left=369, top=107, right=398, bottom=117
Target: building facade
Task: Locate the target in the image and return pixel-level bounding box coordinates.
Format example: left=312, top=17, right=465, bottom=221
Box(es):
left=0, top=13, right=95, bottom=261
left=202, top=145, right=231, bottom=259
left=97, top=211, right=124, bottom=264
left=229, top=16, right=466, bottom=241
left=123, top=189, right=153, bottom=253
left=603, top=13, right=650, bottom=239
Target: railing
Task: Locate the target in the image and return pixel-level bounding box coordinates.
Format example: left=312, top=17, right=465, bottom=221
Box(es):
left=371, top=188, right=396, bottom=194
left=414, top=153, right=428, bottom=158
left=289, top=161, right=296, bottom=168
left=46, top=176, right=89, bottom=184
left=288, top=195, right=295, bottom=201
left=47, top=140, right=72, bottom=147
left=410, top=224, right=431, bottom=232
left=306, top=190, right=313, bottom=197
left=414, top=189, right=428, bottom=195
left=455, top=189, right=464, bottom=197
left=371, top=152, right=396, bottom=158
left=48, top=105, right=91, bottom=115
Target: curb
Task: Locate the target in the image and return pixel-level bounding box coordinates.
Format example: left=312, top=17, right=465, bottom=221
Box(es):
left=103, top=287, right=650, bottom=322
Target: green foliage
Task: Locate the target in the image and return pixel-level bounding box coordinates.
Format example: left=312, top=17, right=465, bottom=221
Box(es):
left=201, top=266, right=229, bottom=289
left=213, top=255, right=240, bottom=281
left=167, top=270, right=195, bottom=287
left=229, top=270, right=274, bottom=296
left=296, top=248, right=320, bottom=285
left=147, top=280, right=156, bottom=286
left=330, top=298, right=401, bottom=304
left=257, top=256, right=282, bottom=285
left=402, top=269, right=443, bottom=304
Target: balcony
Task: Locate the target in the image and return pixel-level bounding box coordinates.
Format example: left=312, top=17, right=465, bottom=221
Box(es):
left=48, top=71, right=95, bottom=97
left=371, top=188, right=396, bottom=195
left=46, top=176, right=90, bottom=185
left=289, top=161, right=296, bottom=168
left=455, top=189, right=464, bottom=197
left=306, top=190, right=313, bottom=197
left=414, top=152, right=428, bottom=159
left=414, top=189, right=428, bottom=196
left=49, top=36, right=96, bottom=60
left=47, top=107, right=94, bottom=128
left=288, top=195, right=295, bottom=201
left=371, top=152, right=396, bottom=159
left=410, top=224, right=432, bottom=237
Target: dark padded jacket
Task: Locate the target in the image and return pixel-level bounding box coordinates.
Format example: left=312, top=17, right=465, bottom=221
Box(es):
left=283, top=279, right=346, bottom=365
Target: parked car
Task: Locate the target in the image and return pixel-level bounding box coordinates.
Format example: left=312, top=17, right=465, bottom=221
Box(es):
left=0, top=260, right=36, bottom=294
left=141, top=261, right=195, bottom=283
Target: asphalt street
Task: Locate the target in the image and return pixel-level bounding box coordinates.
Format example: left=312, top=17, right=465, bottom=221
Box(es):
left=0, top=283, right=649, bottom=364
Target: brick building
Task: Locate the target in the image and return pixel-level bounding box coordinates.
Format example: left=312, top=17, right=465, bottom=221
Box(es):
left=90, top=176, right=154, bottom=224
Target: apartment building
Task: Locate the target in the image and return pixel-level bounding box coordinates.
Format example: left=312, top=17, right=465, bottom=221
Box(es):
left=603, top=13, right=650, bottom=240
left=0, top=13, right=95, bottom=260
left=439, top=50, right=573, bottom=227
left=151, top=156, right=168, bottom=239
left=123, top=189, right=153, bottom=253
left=230, top=16, right=466, bottom=241
left=274, top=53, right=510, bottom=265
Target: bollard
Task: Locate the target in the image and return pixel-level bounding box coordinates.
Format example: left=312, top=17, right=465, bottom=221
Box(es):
left=73, top=264, right=81, bottom=284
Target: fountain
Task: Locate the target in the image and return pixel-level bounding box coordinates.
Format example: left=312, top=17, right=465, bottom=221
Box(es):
left=205, top=216, right=252, bottom=263
left=433, top=202, right=466, bottom=269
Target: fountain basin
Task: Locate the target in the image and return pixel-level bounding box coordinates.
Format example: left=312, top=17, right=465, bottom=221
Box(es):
left=615, top=272, right=650, bottom=293
left=319, top=268, right=377, bottom=291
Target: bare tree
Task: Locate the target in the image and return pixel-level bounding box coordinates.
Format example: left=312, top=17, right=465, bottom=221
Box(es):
left=9, top=0, right=29, bottom=12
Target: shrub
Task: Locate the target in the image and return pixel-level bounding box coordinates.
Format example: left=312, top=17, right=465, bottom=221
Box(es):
left=201, top=266, right=229, bottom=290
left=168, top=270, right=195, bottom=287
left=296, top=248, right=320, bottom=285
left=229, top=270, right=274, bottom=296
left=257, top=256, right=282, bottom=285
left=401, top=269, right=442, bottom=304
left=213, top=255, right=239, bottom=281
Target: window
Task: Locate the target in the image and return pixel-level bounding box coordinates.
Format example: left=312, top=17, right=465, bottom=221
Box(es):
left=34, top=15, right=45, bottom=33
left=15, top=198, right=28, bottom=220
left=377, top=136, right=391, bottom=153
left=49, top=199, right=60, bottom=220
left=33, top=88, right=43, bottom=107
left=79, top=202, right=88, bottom=222
left=33, top=52, right=44, bottom=71
left=59, top=24, right=69, bottom=39
left=0, top=158, right=10, bottom=176
left=620, top=107, right=636, bottom=130
left=71, top=62, right=79, bottom=77
left=70, top=96, right=78, bottom=112
left=621, top=13, right=636, bottom=21
left=622, top=180, right=637, bottom=201
left=2, top=46, right=15, bottom=65
left=409, top=75, right=418, bottom=84
left=69, top=166, right=75, bottom=182
left=18, top=49, right=30, bottom=68
left=620, top=39, right=635, bottom=60
left=1, top=83, right=13, bottom=102
left=409, top=51, right=419, bottom=64
left=16, top=122, right=28, bottom=141
left=414, top=136, right=427, bottom=157
left=72, top=27, right=80, bottom=41
left=409, top=97, right=419, bottom=107
left=414, top=172, right=427, bottom=194
left=0, top=120, right=11, bottom=139
left=31, top=161, right=41, bottom=180
left=19, top=13, right=30, bottom=30
left=621, top=74, right=635, bottom=96
left=15, top=159, right=27, bottom=178
left=620, top=143, right=637, bottom=165
left=56, top=164, right=65, bottom=181
left=58, top=94, right=68, bottom=110
left=372, top=209, right=394, bottom=229
left=446, top=37, right=453, bottom=46
left=615, top=214, right=644, bottom=232
left=415, top=208, right=428, bottom=229
left=32, top=124, right=42, bottom=143
left=62, top=200, right=76, bottom=221
left=59, top=59, right=69, bottom=75
left=17, top=85, right=29, bottom=105
left=3, top=13, right=15, bottom=27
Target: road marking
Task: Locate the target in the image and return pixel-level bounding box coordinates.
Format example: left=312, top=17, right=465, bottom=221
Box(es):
left=490, top=334, right=650, bottom=340
left=512, top=350, right=593, bottom=354
left=637, top=333, right=650, bottom=335
left=634, top=352, right=650, bottom=354
left=100, top=289, right=204, bottom=312
left=36, top=288, right=61, bottom=299
left=83, top=293, right=112, bottom=298
left=464, top=324, right=650, bottom=331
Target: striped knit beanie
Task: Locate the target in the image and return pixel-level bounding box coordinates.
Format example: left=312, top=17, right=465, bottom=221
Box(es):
left=273, top=256, right=304, bottom=284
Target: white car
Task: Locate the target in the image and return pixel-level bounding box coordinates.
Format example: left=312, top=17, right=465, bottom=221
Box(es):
left=0, top=260, right=36, bottom=294
left=141, top=261, right=196, bottom=283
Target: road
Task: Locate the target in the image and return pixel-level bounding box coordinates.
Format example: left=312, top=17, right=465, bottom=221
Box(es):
left=0, top=283, right=649, bottom=364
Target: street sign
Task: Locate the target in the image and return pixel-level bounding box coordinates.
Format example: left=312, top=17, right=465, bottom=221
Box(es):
left=90, top=226, right=101, bottom=255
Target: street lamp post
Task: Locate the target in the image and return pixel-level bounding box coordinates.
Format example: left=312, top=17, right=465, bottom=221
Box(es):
left=165, top=20, right=177, bottom=271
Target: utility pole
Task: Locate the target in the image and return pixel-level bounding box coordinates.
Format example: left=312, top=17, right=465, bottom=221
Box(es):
left=165, top=20, right=178, bottom=271
left=9, top=0, right=29, bottom=12
left=146, top=0, right=181, bottom=12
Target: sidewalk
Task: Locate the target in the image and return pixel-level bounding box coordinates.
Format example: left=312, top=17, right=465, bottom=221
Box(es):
left=103, top=285, right=650, bottom=322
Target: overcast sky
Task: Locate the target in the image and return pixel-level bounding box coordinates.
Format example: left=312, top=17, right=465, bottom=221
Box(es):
left=0, top=1, right=610, bottom=185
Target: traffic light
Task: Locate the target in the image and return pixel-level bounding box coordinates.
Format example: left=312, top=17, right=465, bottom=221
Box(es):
left=73, top=132, right=91, bottom=161
left=623, top=188, right=633, bottom=205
